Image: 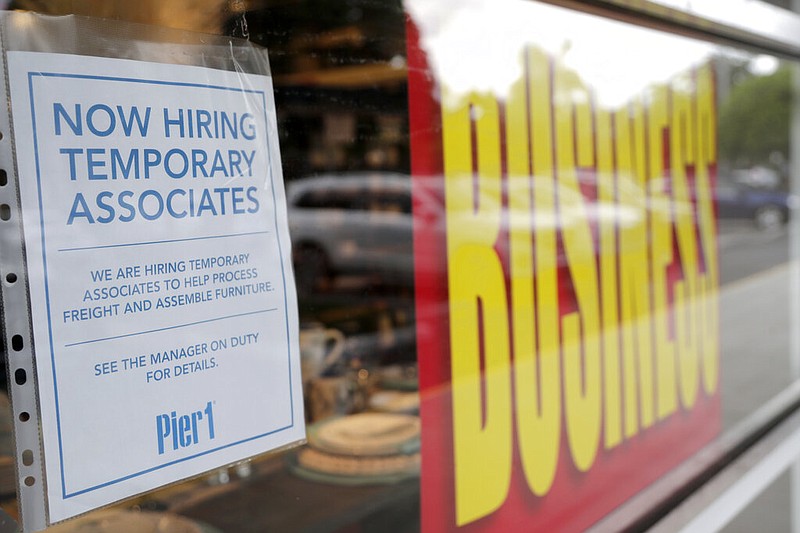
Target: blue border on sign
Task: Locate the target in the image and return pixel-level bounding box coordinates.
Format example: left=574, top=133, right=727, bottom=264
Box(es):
left=26, top=70, right=296, bottom=499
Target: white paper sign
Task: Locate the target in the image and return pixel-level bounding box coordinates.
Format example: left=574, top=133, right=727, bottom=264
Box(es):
left=7, top=51, right=304, bottom=523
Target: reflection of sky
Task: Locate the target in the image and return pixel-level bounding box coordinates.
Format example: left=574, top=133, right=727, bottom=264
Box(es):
left=749, top=54, right=780, bottom=75
left=407, top=0, right=719, bottom=108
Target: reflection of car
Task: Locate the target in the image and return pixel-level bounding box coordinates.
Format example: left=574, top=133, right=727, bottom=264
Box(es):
left=287, top=173, right=414, bottom=292
left=716, top=182, right=794, bottom=230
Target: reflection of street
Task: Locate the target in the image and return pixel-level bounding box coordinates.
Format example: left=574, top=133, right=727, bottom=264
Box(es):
left=719, top=219, right=789, bottom=286
left=702, top=220, right=795, bottom=533
left=719, top=219, right=793, bottom=430
left=291, top=216, right=792, bottom=431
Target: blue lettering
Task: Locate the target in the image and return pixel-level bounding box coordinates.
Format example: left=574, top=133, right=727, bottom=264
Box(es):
left=241, top=150, right=255, bottom=177
left=144, top=149, right=162, bottom=179
left=53, top=103, right=82, bottom=136
left=228, top=150, right=243, bottom=177
left=192, top=150, right=209, bottom=177
left=86, top=148, right=107, bottom=180
left=179, top=416, right=191, bottom=447
left=67, top=193, right=94, bottom=224
left=86, top=104, right=116, bottom=137
left=118, top=190, right=136, bottom=222
left=205, top=401, right=215, bottom=439
left=196, top=109, right=212, bottom=138
left=166, top=189, right=188, bottom=218
left=110, top=149, right=140, bottom=180
left=96, top=191, right=115, bottom=223
left=139, top=190, right=164, bottom=221
left=165, top=148, right=189, bottom=179
left=241, top=113, right=256, bottom=140
left=231, top=187, right=245, bottom=214
left=163, top=108, right=184, bottom=138
left=196, top=188, right=218, bottom=216
left=156, top=414, right=170, bottom=455
left=60, top=148, right=83, bottom=180
left=117, top=105, right=151, bottom=137
left=220, top=112, right=236, bottom=139
left=246, top=186, right=260, bottom=213
left=155, top=401, right=215, bottom=455
left=209, top=151, right=229, bottom=177
left=214, top=188, right=228, bottom=215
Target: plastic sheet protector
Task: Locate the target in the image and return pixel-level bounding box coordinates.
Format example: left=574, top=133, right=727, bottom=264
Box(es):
left=0, top=13, right=303, bottom=529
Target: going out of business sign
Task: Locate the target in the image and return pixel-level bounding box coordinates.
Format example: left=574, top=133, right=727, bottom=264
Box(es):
left=6, top=51, right=303, bottom=523
left=406, top=1, right=721, bottom=531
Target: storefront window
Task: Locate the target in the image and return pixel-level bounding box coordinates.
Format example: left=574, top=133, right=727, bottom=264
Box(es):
left=722, top=471, right=790, bottom=533
left=2, top=0, right=800, bottom=531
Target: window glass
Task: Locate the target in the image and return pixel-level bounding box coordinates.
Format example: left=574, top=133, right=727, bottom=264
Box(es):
left=722, top=469, right=794, bottom=532
left=1, top=0, right=800, bottom=531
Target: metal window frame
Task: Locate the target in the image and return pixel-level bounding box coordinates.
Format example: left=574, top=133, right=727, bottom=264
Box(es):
left=549, top=0, right=800, bottom=58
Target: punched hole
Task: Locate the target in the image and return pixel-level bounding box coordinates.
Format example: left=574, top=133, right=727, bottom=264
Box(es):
left=11, top=335, right=23, bottom=351
left=0, top=204, right=9, bottom=221
left=22, top=450, right=33, bottom=466
left=18, top=412, right=29, bottom=423
left=14, top=368, right=26, bottom=386
left=24, top=476, right=34, bottom=487
left=5, top=273, right=16, bottom=284
left=0, top=169, right=6, bottom=186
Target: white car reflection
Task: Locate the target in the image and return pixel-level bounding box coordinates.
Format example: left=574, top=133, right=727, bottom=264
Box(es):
left=287, top=173, right=415, bottom=292
left=287, top=172, right=690, bottom=294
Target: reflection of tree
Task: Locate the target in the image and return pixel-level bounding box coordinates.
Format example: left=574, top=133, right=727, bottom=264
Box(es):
left=719, top=67, right=790, bottom=170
